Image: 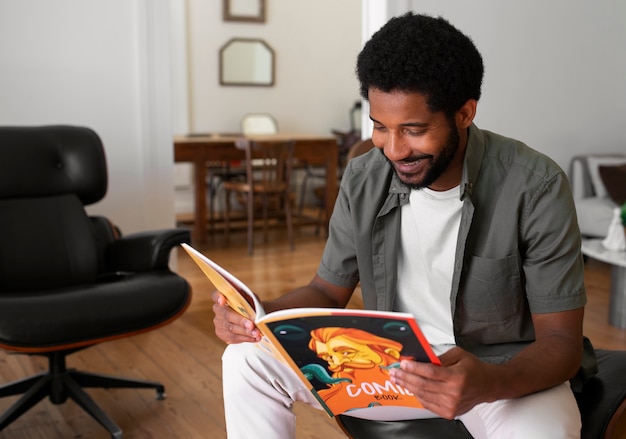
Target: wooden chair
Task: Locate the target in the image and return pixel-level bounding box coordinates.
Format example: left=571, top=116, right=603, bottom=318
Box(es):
left=207, top=113, right=279, bottom=234
left=223, top=138, right=295, bottom=256
left=335, top=349, right=626, bottom=439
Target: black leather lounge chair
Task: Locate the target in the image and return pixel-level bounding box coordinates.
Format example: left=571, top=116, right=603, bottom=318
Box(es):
left=0, top=125, right=192, bottom=438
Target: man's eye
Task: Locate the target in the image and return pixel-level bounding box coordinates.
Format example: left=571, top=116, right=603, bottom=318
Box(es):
left=406, top=129, right=425, bottom=136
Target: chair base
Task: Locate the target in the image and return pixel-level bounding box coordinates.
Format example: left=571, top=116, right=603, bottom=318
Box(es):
left=0, top=351, right=165, bottom=439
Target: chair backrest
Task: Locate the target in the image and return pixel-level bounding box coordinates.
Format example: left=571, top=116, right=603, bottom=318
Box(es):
left=241, top=113, right=279, bottom=135
left=0, top=125, right=108, bottom=291
left=569, top=153, right=626, bottom=200
left=0, top=125, right=108, bottom=204
left=235, top=138, right=294, bottom=192
left=346, top=138, right=375, bottom=162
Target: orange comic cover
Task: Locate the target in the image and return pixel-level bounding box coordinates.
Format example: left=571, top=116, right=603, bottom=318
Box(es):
left=181, top=243, right=441, bottom=421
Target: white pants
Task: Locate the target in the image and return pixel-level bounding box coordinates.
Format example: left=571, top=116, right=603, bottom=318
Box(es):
left=221, top=343, right=582, bottom=438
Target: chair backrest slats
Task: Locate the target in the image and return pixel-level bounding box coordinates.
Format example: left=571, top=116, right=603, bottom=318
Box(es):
left=237, top=138, right=294, bottom=192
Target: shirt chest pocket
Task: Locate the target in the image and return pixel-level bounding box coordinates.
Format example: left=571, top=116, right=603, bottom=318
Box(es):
left=459, top=254, right=524, bottom=324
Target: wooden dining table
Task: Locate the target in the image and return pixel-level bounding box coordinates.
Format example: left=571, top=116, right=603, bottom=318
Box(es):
left=174, top=133, right=339, bottom=244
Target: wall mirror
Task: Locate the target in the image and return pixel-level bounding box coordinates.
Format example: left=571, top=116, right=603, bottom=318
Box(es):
left=223, top=0, right=266, bottom=23
left=219, top=38, right=275, bottom=87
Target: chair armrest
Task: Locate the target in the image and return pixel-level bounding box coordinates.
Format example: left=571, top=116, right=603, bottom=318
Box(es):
left=106, top=228, right=191, bottom=272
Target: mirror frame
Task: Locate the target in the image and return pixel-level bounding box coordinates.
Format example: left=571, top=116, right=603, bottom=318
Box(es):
left=219, top=38, right=275, bottom=87
left=223, top=0, right=266, bottom=23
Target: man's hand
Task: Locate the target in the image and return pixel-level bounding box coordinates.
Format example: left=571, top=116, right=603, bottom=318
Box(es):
left=390, top=309, right=585, bottom=419
left=211, top=291, right=262, bottom=344
left=389, top=347, right=496, bottom=419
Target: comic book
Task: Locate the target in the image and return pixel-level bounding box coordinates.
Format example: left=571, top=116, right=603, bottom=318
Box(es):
left=182, top=243, right=441, bottom=420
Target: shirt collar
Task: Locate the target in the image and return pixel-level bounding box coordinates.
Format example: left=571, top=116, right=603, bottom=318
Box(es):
left=461, top=123, right=485, bottom=200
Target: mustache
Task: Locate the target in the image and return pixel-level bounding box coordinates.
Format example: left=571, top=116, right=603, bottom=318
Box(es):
left=377, top=148, right=432, bottom=163
left=399, top=155, right=430, bottom=163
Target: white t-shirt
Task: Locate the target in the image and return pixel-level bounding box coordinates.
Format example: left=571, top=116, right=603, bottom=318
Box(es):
left=395, top=186, right=462, bottom=355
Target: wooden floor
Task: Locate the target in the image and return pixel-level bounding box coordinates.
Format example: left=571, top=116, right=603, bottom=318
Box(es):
left=0, top=225, right=624, bottom=439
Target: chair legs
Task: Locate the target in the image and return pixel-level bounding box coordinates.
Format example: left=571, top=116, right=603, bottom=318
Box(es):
left=0, top=373, right=51, bottom=433
left=0, top=351, right=165, bottom=439
left=284, top=191, right=295, bottom=252
left=256, top=192, right=294, bottom=255
left=224, top=188, right=294, bottom=256
left=297, top=167, right=310, bottom=218
left=224, top=188, right=232, bottom=245
left=207, top=172, right=219, bottom=235
left=247, top=190, right=255, bottom=256
left=208, top=166, right=244, bottom=236
left=224, top=189, right=257, bottom=255
left=297, top=165, right=325, bottom=218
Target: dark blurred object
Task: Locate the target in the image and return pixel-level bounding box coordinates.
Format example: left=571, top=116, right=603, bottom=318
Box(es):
left=311, top=138, right=375, bottom=235
left=299, top=101, right=362, bottom=217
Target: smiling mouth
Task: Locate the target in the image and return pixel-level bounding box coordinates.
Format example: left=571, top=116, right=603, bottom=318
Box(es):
left=393, top=158, right=428, bottom=175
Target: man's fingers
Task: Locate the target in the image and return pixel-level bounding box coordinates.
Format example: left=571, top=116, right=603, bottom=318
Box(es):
left=211, top=290, right=228, bottom=306
left=212, top=299, right=260, bottom=343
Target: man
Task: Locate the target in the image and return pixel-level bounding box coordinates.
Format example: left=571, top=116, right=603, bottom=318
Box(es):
left=212, top=12, right=595, bottom=438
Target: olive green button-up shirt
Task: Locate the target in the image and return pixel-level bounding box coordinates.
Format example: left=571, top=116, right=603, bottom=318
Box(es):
left=318, top=124, right=593, bottom=374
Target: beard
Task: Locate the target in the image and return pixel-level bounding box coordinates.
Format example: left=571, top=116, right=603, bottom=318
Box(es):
left=383, top=121, right=460, bottom=190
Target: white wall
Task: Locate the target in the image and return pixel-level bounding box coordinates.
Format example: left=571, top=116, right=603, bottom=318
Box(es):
left=174, top=0, right=363, bottom=215
left=0, top=0, right=363, bottom=230
left=381, top=0, right=626, bottom=171
left=0, top=0, right=176, bottom=234
left=184, top=0, right=363, bottom=135
left=1, top=1, right=623, bottom=235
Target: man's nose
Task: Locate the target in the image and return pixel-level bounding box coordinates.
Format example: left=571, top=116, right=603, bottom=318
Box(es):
left=383, top=134, right=409, bottom=161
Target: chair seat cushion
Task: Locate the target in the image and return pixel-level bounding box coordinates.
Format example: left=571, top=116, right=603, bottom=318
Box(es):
left=576, top=349, right=626, bottom=439
left=0, top=272, right=190, bottom=350
left=337, top=416, right=472, bottom=438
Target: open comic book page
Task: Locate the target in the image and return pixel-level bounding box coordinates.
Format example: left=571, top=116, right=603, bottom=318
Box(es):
left=257, top=308, right=441, bottom=420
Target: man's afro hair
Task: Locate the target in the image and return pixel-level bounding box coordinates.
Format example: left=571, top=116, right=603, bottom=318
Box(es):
left=356, top=12, right=484, bottom=116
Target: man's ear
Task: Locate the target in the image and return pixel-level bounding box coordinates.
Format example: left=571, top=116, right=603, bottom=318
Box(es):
left=455, top=99, right=477, bottom=129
